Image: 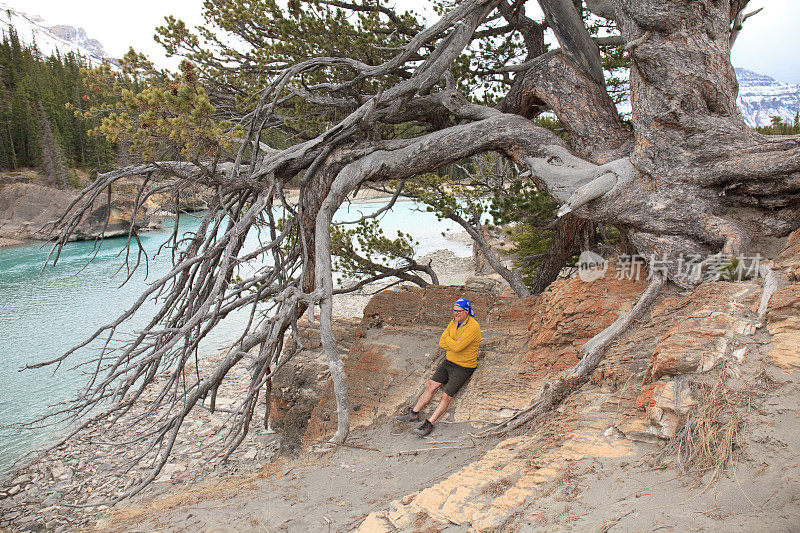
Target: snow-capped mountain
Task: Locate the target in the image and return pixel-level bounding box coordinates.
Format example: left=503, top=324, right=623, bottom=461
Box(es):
left=0, top=4, right=114, bottom=68
left=47, top=25, right=107, bottom=59
left=735, top=68, right=800, bottom=128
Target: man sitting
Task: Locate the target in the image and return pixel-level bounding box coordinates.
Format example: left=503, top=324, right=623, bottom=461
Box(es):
left=396, top=298, right=481, bottom=437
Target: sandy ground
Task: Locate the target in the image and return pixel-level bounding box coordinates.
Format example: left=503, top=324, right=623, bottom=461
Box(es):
left=95, top=420, right=500, bottom=532
left=521, top=382, right=800, bottom=532
left=0, top=237, right=26, bottom=247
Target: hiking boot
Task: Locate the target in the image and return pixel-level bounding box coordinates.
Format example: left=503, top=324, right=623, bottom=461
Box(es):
left=413, top=419, right=433, bottom=437
left=395, top=406, right=420, bottom=422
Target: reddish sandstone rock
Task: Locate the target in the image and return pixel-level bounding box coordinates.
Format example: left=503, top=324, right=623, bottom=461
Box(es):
left=620, top=377, right=696, bottom=441
left=524, top=273, right=647, bottom=378
left=362, top=284, right=496, bottom=328
left=646, top=378, right=695, bottom=438
left=636, top=381, right=666, bottom=410
left=609, top=282, right=758, bottom=441
left=648, top=313, right=736, bottom=379
left=766, top=285, right=800, bottom=321
left=269, top=317, right=359, bottom=449
left=646, top=283, right=746, bottom=381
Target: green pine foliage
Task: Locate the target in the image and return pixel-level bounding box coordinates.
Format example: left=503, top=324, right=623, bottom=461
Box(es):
left=0, top=27, right=115, bottom=179
left=75, top=53, right=240, bottom=164
left=488, top=179, right=559, bottom=283
left=154, top=0, right=425, bottom=138
left=756, top=114, right=800, bottom=135
left=330, top=219, right=419, bottom=284
left=404, top=155, right=564, bottom=289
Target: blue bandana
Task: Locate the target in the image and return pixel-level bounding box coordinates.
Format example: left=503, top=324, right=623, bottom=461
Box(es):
left=454, top=298, right=475, bottom=317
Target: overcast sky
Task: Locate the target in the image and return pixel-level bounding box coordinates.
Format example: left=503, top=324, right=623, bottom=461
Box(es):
left=3, top=0, right=799, bottom=83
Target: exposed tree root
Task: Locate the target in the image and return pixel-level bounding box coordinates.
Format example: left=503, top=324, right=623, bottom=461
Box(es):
left=756, top=264, right=780, bottom=324
left=476, top=272, right=665, bottom=437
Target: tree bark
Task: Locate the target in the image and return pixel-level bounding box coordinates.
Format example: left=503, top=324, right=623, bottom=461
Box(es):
left=529, top=0, right=800, bottom=280
left=503, top=52, right=632, bottom=163
left=529, top=213, right=586, bottom=294
left=537, top=0, right=605, bottom=85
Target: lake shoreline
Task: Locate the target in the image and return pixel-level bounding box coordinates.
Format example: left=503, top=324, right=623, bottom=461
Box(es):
left=0, top=184, right=406, bottom=249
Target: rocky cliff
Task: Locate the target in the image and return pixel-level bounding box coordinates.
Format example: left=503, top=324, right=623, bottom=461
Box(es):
left=46, top=25, right=107, bottom=59
left=0, top=182, right=162, bottom=245
left=0, top=5, right=113, bottom=68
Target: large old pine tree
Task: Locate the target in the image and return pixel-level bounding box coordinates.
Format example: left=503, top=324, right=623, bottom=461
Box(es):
left=34, top=0, right=799, bottom=501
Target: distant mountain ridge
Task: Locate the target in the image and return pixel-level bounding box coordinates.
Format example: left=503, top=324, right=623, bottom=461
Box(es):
left=0, top=4, right=114, bottom=68
left=735, top=67, right=800, bottom=128
left=46, top=24, right=107, bottom=58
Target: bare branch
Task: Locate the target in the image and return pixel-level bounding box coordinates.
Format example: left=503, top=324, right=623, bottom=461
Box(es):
left=537, top=0, right=605, bottom=84
left=730, top=7, right=763, bottom=46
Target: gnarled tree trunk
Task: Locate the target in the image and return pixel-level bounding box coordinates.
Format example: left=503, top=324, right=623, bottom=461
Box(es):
left=526, top=0, right=800, bottom=285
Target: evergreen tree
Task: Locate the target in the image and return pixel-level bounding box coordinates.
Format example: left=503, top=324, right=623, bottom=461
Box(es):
left=756, top=114, right=800, bottom=135
left=36, top=101, right=68, bottom=187
left=0, top=26, right=117, bottom=179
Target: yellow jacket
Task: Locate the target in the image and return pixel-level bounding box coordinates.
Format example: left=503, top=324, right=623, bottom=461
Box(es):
left=439, top=316, right=481, bottom=368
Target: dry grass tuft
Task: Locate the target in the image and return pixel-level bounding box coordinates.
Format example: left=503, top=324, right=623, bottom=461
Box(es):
left=663, top=374, right=741, bottom=479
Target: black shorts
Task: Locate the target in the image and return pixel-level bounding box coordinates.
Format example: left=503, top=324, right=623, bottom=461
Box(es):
left=431, top=359, right=476, bottom=397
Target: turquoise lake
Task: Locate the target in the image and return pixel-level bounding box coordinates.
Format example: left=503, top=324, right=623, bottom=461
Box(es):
left=0, top=200, right=471, bottom=475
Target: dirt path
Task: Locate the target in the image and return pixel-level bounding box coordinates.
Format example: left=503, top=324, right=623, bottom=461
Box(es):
left=96, top=419, right=499, bottom=532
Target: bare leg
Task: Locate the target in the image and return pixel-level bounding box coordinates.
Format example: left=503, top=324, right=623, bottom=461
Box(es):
left=428, top=393, right=452, bottom=423
left=413, top=380, right=441, bottom=412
